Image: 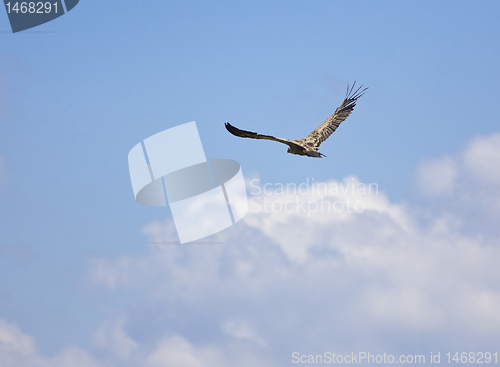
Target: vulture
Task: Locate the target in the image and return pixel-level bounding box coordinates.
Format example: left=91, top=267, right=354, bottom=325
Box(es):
left=225, top=82, right=367, bottom=158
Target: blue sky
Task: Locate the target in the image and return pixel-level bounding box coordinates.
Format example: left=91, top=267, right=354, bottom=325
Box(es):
left=1, top=1, right=500, bottom=366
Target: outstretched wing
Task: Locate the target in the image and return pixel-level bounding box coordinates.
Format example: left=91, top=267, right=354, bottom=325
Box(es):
left=225, top=122, right=304, bottom=150
left=301, top=82, right=367, bottom=148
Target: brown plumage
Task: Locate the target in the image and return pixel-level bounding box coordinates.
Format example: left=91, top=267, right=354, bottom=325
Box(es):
left=225, top=82, right=367, bottom=158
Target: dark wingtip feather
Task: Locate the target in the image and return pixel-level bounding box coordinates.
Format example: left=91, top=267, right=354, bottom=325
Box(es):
left=225, top=122, right=238, bottom=135
left=347, top=81, right=368, bottom=100
left=337, top=82, right=368, bottom=112
left=225, top=122, right=258, bottom=138
left=225, top=122, right=237, bottom=131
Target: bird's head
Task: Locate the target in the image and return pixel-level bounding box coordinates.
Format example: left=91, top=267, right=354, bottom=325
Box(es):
left=287, top=147, right=292, bottom=154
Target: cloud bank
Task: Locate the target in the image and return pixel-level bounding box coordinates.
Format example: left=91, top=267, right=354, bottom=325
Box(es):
left=3, top=133, right=500, bottom=366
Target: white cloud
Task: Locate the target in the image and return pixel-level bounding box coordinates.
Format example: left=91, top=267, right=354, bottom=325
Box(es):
left=463, top=134, right=500, bottom=185
left=10, top=132, right=500, bottom=366
left=0, top=319, right=37, bottom=357
left=92, top=317, right=138, bottom=359
left=243, top=175, right=415, bottom=263
left=86, top=130, right=500, bottom=364
left=417, top=133, right=500, bottom=196
left=415, top=133, right=500, bottom=237
left=416, top=156, right=457, bottom=196
left=0, top=319, right=100, bottom=367
left=0, top=317, right=273, bottom=367
left=222, top=320, right=266, bottom=346
left=145, top=336, right=226, bottom=367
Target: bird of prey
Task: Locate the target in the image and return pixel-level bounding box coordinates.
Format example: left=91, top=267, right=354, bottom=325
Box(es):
left=225, top=82, right=367, bottom=158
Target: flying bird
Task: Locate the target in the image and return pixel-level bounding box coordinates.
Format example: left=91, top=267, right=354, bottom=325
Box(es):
left=225, top=82, right=367, bottom=158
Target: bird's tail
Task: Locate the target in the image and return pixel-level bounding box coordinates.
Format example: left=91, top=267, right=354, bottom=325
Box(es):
left=307, top=150, right=326, bottom=158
